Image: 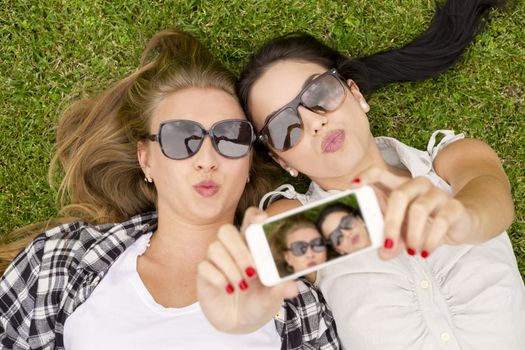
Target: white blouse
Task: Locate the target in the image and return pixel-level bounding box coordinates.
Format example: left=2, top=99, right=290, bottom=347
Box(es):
left=64, top=233, right=281, bottom=350
left=261, top=130, right=525, bottom=350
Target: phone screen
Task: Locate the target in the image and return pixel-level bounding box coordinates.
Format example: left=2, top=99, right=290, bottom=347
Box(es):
left=262, top=192, right=372, bottom=279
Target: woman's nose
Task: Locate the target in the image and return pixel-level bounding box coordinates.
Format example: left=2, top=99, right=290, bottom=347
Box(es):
left=192, top=137, right=218, bottom=172
left=305, top=246, right=316, bottom=257
left=299, top=107, right=328, bottom=135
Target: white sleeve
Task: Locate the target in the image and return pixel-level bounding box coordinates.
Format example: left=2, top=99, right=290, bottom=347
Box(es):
left=258, top=184, right=300, bottom=210
left=426, top=130, right=465, bottom=162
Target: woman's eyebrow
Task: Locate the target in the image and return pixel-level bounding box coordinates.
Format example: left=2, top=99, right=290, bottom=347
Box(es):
left=301, top=74, right=319, bottom=89
left=264, top=73, right=320, bottom=121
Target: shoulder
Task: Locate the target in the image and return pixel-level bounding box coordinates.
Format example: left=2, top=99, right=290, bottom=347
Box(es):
left=4, top=212, right=156, bottom=278
left=46, top=211, right=156, bottom=246
left=433, top=138, right=507, bottom=186
left=4, top=221, right=94, bottom=271
left=434, top=138, right=500, bottom=165
left=1, top=221, right=103, bottom=283
left=266, top=199, right=302, bottom=217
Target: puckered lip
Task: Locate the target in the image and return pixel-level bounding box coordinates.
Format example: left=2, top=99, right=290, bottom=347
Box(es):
left=321, top=129, right=345, bottom=153
left=193, top=180, right=220, bottom=197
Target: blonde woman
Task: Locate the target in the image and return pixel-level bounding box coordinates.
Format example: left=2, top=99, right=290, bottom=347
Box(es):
left=0, top=30, right=339, bottom=349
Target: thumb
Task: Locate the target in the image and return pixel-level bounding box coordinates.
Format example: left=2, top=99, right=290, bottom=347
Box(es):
left=240, top=207, right=267, bottom=235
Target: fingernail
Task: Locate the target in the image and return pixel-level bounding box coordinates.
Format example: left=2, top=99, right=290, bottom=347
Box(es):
left=421, top=250, right=429, bottom=259
left=351, top=177, right=361, bottom=184
left=407, top=248, right=416, bottom=256
left=226, top=284, right=234, bottom=294
left=239, top=280, right=249, bottom=291
left=245, top=266, right=257, bottom=278
left=384, top=238, right=394, bottom=249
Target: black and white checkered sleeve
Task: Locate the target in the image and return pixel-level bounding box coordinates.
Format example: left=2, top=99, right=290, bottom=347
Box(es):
left=0, top=233, right=47, bottom=349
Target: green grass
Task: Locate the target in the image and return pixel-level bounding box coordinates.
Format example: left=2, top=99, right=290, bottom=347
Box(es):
left=1, top=0, right=523, bottom=278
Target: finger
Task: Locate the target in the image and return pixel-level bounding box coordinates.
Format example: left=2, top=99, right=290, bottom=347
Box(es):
left=421, top=217, right=449, bottom=257
left=405, top=187, right=449, bottom=253
left=207, top=240, right=245, bottom=291
left=423, top=199, right=464, bottom=254
left=383, top=177, right=434, bottom=251
left=217, top=224, right=258, bottom=280
left=348, top=165, right=407, bottom=190
left=377, top=237, right=406, bottom=260
left=240, top=207, right=267, bottom=234
left=371, top=185, right=389, bottom=216
left=197, top=260, right=234, bottom=294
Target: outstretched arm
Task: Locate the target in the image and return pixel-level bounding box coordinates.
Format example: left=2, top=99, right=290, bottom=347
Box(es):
left=350, top=138, right=514, bottom=259
left=433, top=138, right=514, bottom=243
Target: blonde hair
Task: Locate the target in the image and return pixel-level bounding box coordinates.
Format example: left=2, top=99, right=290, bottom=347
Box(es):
left=0, top=29, right=279, bottom=273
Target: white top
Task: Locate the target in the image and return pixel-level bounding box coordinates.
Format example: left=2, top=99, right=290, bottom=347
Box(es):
left=64, top=234, right=281, bottom=350
left=261, top=130, right=525, bottom=350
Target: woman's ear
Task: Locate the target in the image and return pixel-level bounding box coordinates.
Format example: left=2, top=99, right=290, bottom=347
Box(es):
left=347, top=79, right=370, bottom=113
left=137, top=141, right=152, bottom=178
left=284, top=251, right=293, bottom=268
left=268, top=151, right=299, bottom=176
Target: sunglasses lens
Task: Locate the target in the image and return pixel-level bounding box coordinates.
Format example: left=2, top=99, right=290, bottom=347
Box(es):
left=329, top=230, right=343, bottom=247
left=213, top=120, right=254, bottom=158
left=290, top=241, right=308, bottom=257
left=311, top=237, right=326, bottom=252
left=266, top=107, right=303, bottom=151
left=160, top=120, right=203, bottom=160
left=301, top=74, right=345, bottom=113
left=340, top=215, right=355, bottom=230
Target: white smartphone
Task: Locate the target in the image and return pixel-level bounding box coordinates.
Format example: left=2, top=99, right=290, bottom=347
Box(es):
left=246, top=186, right=383, bottom=286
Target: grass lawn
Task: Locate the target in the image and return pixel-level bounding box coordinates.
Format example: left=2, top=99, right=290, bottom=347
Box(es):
left=1, top=0, right=523, bottom=279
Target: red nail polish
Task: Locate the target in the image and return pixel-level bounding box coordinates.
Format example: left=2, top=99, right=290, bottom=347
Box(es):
left=239, top=280, right=248, bottom=290
left=384, top=238, right=394, bottom=249
left=407, top=248, right=416, bottom=256
left=226, top=284, right=234, bottom=294
left=351, top=177, right=361, bottom=184
left=421, top=250, right=429, bottom=258
left=245, top=267, right=257, bottom=278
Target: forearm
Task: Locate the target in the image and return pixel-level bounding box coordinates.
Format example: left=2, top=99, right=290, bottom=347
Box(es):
left=454, top=174, right=514, bottom=244
left=434, top=138, right=514, bottom=244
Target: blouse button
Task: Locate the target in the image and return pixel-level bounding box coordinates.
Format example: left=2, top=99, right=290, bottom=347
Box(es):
left=440, top=332, right=450, bottom=342
left=419, top=280, right=430, bottom=289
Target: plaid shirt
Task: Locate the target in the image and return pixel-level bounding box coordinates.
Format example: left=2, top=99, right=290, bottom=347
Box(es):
left=0, top=212, right=340, bottom=350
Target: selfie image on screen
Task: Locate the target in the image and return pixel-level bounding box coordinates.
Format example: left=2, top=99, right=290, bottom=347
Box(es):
left=263, top=193, right=372, bottom=279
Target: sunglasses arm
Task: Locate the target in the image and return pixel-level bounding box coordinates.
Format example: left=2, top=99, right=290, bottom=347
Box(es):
left=146, top=135, right=159, bottom=142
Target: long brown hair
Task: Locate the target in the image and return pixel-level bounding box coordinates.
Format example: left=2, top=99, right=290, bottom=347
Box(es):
left=0, top=29, right=279, bottom=273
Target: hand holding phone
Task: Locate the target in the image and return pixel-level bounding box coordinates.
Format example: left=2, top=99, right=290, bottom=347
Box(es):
left=196, top=208, right=299, bottom=334
left=246, top=186, right=383, bottom=286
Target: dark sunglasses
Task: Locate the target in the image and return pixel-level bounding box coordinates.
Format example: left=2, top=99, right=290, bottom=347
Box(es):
left=327, top=215, right=355, bottom=248
left=258, top=68, right=347, bottom=152
left=147, top=119, right=255, bottom=160
left=287, top=237, right=326, bottom=257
